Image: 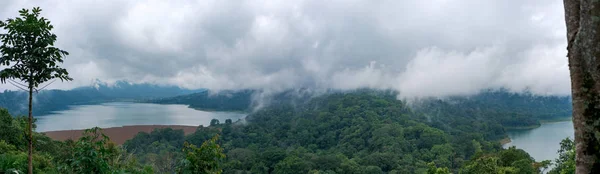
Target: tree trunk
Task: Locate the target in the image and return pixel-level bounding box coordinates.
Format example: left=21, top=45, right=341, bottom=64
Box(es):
left=27, top=83, right=33, bottom=174
left=563, top=0, right=600, bottom=173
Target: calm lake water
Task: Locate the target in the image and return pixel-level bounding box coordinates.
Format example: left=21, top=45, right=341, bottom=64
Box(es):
left=503, top=121, right=574, bottom=163
left=35, top=102, right=247, bottom=132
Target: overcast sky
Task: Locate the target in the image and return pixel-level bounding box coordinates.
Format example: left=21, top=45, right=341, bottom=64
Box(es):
left=0, top=0, right=569, bottom=98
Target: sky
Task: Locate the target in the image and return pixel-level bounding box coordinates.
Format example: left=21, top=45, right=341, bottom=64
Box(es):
left=0, top=0, right=570, bottom=98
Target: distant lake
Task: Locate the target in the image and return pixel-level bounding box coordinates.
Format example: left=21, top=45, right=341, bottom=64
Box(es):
left=35, top=102, right=247, bottom=132
left=503, top=121, right=574, bottom=163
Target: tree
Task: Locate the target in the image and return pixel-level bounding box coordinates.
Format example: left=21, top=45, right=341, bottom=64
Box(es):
left=63, top=127, right=115, bottom=173
left=498, top=146, right=534, bottom=167
left=61, top=127, right=153, bottom=174
left=210, top=119, right=220, bottom=126
left=426, top=162, right=450, bottom=174
left=179, top=134, right=226, bottom=174
left=0, top=7, right=71, bottom=174
left=549, top=138, right=576, bottom=174
left=563, top=0, right=600, bottom=173
left=459, top=156, right=516, bottom=174
left=0, top=109, right=26, bottom=148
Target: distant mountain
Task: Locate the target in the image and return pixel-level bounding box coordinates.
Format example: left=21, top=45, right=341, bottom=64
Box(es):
left=81, top=80, right=206, bottom=100
left=146, top=89, right=255, bottom=112
left=0, top=80, right=204, bottom=116
left=145, top=88, right=332, bottom=112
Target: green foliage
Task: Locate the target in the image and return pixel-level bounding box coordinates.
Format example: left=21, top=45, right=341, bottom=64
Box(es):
left=60, top=127, right=152, bottom=174
left=427, top=162, right=451, bottom=174
left=131, top=91, right=559, bottom=173
left=273, top=156, right=314, bottom=174
left=460, top=156, right=516, bottom=174
left=0, top=108, right=27, bottom=149
left=498, top=146, right=534, bottom=167
left=149, top=89, right=255, bottom=112
left=0, top=148, right=56, bottom=173
left=61, top=127, right=116, bottom=173
left=210, top=119, right=220, bottom=126
left=125, top=128, right=185, bottom=155
left=460, top=146, right=543, bottom=174
left=0, top=110, right=153, bottom=174
left=534, top=160, right=552, bottom=174
left=0, top=140, right=16, bottom=153
left=178, top=134, right=226, bottom=174
left=417, top=89, right=571, bottom=140
left=1, top=89, right=570, bottom=173
left=548, top=138, right=575, bottom=174
left=0, top=7, right=71, bottom=173
left=124, top=127, right=185, bottom=173
left=0, top=7, right=71, bottom=87
left=0, top=111, right=57, bottom=173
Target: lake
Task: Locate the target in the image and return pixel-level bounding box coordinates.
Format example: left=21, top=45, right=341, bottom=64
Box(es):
left=503, top=121, right=574, bottom=163
left=34, top=102, right=247, bottom=132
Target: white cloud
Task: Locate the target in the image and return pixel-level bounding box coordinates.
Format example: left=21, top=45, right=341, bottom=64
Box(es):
left=397, top=46, right=505, bottom=98
left=0, top=0, right=570, bottom=97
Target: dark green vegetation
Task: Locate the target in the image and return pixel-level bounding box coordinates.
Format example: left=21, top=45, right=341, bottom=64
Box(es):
left=0, top=80, right=203, bottom=116
left=151, top=88, right=572, bottom=131
left=0, top=108, right=149, bottom=173
left=1, top=7, right=74, bottom=173
left=147, top=89, right=255, bottom=112
left=458, top=146, right=551, bottom=174
left=0, top=90, right=575, bottom=173
left=146, top=88, right=318, bottom=112
left=427, top=89, right=572, bottom=129
left=0, top=108, right=224, bottom=173
left=127, top=90, right=566, bottom=173
left=548, top=138, right=575, bottom=174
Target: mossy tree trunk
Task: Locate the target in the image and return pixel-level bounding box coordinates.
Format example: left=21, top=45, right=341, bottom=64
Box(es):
left=563, top=0, right=600, bottom=173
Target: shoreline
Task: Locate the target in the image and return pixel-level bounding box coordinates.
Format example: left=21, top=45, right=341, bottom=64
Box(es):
left=500, top=137, right=512, bottom=145
left=502, top=119, right=572, bottom=147
left=186, top=105, right=249, bottom=114
left=539, top=117, right=572, bottom=124
left=42, top=125, right=198, bottom=145
left=135, top=101, right=250, bottom=114
left=505, top=124, right=541, bottom=130
left=505, top=117, right=572, bottom=131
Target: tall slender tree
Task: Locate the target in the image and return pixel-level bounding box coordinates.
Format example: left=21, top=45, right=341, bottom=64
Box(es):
left=563, top=0, right=600, bottom=173
left=0, top=7, right=71, bottom=174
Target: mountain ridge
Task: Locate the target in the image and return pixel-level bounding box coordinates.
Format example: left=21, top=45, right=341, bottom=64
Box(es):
left=0, top=80, right=204, bottom=116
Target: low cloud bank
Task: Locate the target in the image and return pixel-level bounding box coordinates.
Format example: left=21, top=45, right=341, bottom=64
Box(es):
left=0, top=0, right=569, bottom=98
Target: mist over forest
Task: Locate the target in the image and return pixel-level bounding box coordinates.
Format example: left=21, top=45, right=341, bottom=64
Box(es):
left=0, top=0, right=580, bottom=173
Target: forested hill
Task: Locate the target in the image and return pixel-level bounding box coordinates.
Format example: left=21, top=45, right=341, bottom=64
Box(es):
left=124, top=90, right=553, bottom=173
left=146, top=89, right=256, bottom=112
left=0, top=81, right=203, bottom=116
left=415, top=89, right=572, bottom=130
left=0, top=90, right=566, bottom=173
left=148, top=88, right=572, bottom=129
left=145, top=88, right=323, bottom=112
